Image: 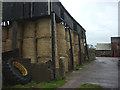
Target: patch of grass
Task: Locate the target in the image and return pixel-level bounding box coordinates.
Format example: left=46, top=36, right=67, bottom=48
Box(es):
left=12, top=80, right=66, bottom=88
left=37, top=80, right=67, bottom=88
left=25, top=81, right=38, bottom=88
left=80, top=83, right=102, bottom=88
left=12, top=85, right=29, bottom=88
left=74, top=64, right=85, bottom=71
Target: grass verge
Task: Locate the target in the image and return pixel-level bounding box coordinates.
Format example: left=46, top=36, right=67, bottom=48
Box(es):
left=74, top=64, right=85, bottom=71
left=74, top=63, right=89, bottom=71
left=12, top=80, right=67, bottom=88
left=80, top=83, right=102, bottom=88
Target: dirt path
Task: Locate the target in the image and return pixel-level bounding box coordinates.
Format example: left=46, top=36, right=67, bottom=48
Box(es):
left=60, top=57, right=118, bottom=88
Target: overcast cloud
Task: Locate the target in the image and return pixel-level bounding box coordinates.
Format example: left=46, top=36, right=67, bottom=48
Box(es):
left=60, top=0, right=118, bottom=46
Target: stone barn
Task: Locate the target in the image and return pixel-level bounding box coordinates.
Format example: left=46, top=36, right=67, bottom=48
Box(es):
left=111, top=37, right=120, bottom=57
left=96, top=43, right=112, bottom=57
left=2, top=1, right=89, bottom=84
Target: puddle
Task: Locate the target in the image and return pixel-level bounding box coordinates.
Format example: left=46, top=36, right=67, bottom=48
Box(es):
left=95, top=60, right=106, bottom=64
left=86, top=82, right=101, bottom=85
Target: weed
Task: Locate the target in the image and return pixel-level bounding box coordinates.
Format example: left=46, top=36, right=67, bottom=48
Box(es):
left=80, top=83, right=102, bottom=88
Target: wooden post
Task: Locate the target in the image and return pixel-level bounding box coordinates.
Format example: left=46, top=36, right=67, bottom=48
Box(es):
left=12, top=21, right=18, bottom=50
left=51, top=12, right=56, bottom=80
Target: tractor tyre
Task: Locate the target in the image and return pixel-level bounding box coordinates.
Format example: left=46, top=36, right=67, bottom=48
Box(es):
left=3, top=58, right=31, bottom=85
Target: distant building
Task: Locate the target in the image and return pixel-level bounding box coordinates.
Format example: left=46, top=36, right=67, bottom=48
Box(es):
left=96, top=37, right=120, bottom=57
left=111, top=37, right=120, bottom=57
left=96, top=43, right=112, bottom=57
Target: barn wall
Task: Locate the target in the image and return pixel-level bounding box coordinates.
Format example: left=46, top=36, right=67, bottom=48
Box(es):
left=96, top=50, right=112, bottom=57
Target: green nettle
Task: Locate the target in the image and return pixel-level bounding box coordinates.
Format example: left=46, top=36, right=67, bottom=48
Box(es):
left=12, top=80, right=67, bottom=88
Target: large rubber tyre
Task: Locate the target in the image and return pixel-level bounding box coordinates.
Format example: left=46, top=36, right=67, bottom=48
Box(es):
left=3, top=58, right=31, bottom=85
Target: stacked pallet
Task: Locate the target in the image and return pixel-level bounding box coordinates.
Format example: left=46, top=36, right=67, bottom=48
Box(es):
left=36, top=18, right=53, bottom=64
left=2, top=18, right=86, bottom=72
left=17, top=22, right=23, bottom=57
left=65, top=29, right=70, bottom=71
left=4, top=25, right=13, bottom=52
left=55, top=24, right=59, bottom=69
left=56, top=24, right=68, bottom=72
left=3, top=22, right=23, bottom=54
left=36, top=18, right=59, bottom=69
left=71, top=31, right=79, bottom=68
left=74, top=33, right=79, bottom=66
left=2, top=26, right=8, bottom=52
left=22, top=21, right=37, bottom=63
left=71, top=31, right=75, bottom=68
left=80, top=38, right=85, bottom=63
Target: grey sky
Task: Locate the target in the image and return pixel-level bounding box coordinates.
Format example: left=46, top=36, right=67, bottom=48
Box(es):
left=60, top=0, right=118, bottom=46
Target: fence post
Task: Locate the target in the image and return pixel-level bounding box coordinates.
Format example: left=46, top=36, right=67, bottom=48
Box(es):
left=69, top=29, right=74, bottom=69
left=12, top=21, right=18, bottom=50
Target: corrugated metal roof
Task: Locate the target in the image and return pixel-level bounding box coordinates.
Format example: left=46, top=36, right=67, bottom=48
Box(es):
left=96, top=43, right=111, bottom=50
